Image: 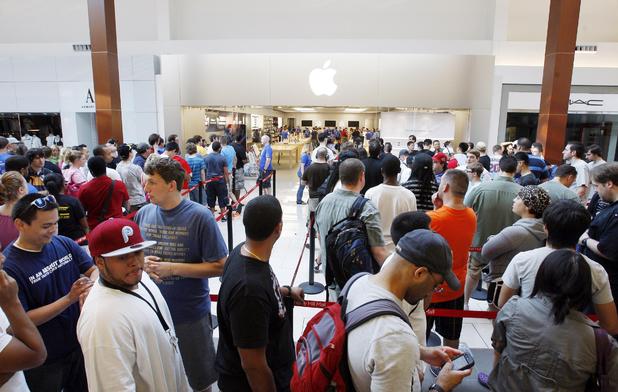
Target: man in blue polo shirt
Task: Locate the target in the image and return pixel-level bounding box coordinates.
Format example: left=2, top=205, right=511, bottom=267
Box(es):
left=3, top=193, right=96, bottom=391
left=204, top=141, right=230, bottom=218
left=137, top=156, right=228, bottom=392
left=259, top=135, right=274, bottom=195
left=516, top=137, right=548, bottom=181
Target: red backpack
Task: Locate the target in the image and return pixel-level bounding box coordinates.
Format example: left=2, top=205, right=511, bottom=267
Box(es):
left=291, top=273, right=411, bottom=392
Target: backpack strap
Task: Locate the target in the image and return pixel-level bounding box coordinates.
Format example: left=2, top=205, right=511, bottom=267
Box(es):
left=349, top=196, right=369, bottom=219
left=98, top=180, right=116, bottom=223
left=345, top=298, right=411, bottom=333
left=338, top=272, right=370, bottom=316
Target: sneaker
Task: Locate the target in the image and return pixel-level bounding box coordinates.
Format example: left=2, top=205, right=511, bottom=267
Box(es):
left=478, top=372, right=490, bottom=389
left=297, top=201, right=307, bottom=205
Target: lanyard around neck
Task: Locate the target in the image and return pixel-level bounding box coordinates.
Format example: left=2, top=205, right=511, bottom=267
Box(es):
left=99, top=277, right=169, bottom=332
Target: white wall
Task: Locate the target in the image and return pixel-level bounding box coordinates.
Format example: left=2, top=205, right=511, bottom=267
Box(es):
left=0, top=54, right=160, bottom=145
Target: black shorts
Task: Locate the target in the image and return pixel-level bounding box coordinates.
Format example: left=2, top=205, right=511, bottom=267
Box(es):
left=259, top=169, right=272, bottom=188
left=426, top=295, right=464, bottom=341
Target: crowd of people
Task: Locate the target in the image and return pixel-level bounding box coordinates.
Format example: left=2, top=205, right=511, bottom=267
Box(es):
left=0, top=128, right=616, bottom=392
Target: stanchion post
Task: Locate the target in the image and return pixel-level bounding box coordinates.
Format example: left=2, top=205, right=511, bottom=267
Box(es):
left=198, top=183, right=203, bottom=205
left=272, top=170, right=277, bottom=198
left=227, top=204, right=233, bottom=252
left=259, top=174, right=263, bottom=196
left=299, top=211, right=325, bottom=295
left=232, top=168, right=236, bottom=196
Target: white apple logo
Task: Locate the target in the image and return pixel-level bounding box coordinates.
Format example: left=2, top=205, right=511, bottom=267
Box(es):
left=309, top=60, right=337, bottom=96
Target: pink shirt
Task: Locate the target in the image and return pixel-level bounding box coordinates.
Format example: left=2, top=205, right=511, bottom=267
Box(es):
left=62, top=167, right=86, bottom=185
left=0, top=215, right=18, bottom=249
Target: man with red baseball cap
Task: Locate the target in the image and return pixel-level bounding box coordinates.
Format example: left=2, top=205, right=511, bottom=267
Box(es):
left=77, top=219, right=190, bottom=391
left=432, top=152, right=448, bottom=184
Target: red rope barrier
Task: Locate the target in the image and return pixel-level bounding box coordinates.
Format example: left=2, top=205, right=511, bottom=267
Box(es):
left=290, top=230, right=311, bottom=287
left=207, top=294, right=599, bottom=321
left=180, top=176, right=224, bottom=196
left=215, top=172, right=273, bottom=222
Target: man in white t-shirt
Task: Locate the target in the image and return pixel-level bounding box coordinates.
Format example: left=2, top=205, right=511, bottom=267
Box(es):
left=499, top=200, right=618, bottom=335
left=346, top=230, right=471, bottom=392
left=366, top=154, right=417, bottom=252
left=0, top=255, right=46, bottom=391
left=586, top=144, right=607, bottom=200
left=311, top=133, right=336, bottom=162
left=77, top=219, right=190, bottom=391
left=562, top=142, right=590, bottom=202
left=86, top=145, right=122, bottom=181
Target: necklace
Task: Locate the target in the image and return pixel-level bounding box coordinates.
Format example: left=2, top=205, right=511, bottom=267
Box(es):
left=242, top=245, right=266, bottom=262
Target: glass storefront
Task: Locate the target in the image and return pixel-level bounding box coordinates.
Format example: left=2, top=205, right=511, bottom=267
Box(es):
left=506, top=112, right=617, bottom=161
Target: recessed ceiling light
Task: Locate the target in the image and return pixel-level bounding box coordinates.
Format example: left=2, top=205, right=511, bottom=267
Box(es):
left=293, top=107, right=316, bottom=112
left=344, top=108, right=367, bottom=113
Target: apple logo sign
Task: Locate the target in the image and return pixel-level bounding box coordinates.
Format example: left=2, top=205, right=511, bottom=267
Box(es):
left=309, top=60, right=337, bottom=96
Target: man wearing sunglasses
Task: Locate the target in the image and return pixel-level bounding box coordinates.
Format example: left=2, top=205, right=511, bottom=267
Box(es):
left=2, top=193, right=97, bottom=391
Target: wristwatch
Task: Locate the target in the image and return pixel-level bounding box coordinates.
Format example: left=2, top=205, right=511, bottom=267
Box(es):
left=429, top=383, right=446, bottom=392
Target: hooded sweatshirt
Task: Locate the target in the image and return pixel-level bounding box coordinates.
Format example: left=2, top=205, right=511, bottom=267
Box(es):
left=481, top=218, right=547, bottom=281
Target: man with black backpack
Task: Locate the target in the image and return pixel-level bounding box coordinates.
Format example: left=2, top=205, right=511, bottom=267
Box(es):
left=315, top=158, right=389, bottom=292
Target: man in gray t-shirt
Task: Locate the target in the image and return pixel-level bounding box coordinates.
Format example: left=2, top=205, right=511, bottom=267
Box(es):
left=136, top=155, right=228, bottom=391
left=315, top=158, right=388, bottom=287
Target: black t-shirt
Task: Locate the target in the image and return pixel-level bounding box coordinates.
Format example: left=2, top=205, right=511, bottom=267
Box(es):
left=479, top=155, right=491, bottom=172
left=585, top=201, right=618, bottom=286
left=44, top=160, right=62, bottom=175
left=302, top=162, right=330, bottom=198
left=361, top=157, right=383, bottom=194
left=56, top=194, right=86, bottom=240
left=233, top=142, right=248, bottom=170
left=215, top=244, right=294, bottom=391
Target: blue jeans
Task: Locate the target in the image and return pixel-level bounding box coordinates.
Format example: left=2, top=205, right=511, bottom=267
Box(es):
left=296, top=178, right=305, bottom=203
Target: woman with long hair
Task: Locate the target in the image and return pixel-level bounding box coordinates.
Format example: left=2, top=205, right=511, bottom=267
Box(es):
left=0, top=172, right=28, bottom=248
left=402, top=153, right=438, bottom=211
left=487, top=249, right=618, bottom=390
left=44, top=173, right=88, bottom=240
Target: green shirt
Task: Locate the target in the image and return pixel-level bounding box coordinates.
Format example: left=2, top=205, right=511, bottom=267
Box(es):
left=464, top=176, right=522, bottom=264
left=315, top=188, right=385, bottom=266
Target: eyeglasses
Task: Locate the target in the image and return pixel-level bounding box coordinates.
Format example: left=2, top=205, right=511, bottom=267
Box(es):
left=30, top=195, right=56, bottom=209
left=428, top=271, right=445, bottom=294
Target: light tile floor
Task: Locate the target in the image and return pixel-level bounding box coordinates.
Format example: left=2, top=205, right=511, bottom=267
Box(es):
left=209, top=167, right=494, bottom=350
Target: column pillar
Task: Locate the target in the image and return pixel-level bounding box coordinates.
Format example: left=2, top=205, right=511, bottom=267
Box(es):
left=87, top=0, right=123, bottom=144
left=536, top=0, right=581, bottom=164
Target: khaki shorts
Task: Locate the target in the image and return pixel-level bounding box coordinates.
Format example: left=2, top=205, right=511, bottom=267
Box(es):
left=467, top=253, right=486, bottom=280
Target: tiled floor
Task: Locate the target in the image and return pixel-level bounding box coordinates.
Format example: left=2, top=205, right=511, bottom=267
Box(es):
left=209, top=166, right=494, bottom=350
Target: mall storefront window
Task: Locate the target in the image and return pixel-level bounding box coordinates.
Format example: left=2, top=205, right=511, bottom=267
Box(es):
left=0, top=112, right=62, bottom=144
left=506, top=112, right=617, bottom=162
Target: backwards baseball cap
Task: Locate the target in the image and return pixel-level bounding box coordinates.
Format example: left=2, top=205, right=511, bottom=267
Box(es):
left=88, top=219, right=156, bottom=258
left=432, top=152, right=448, bottom=165
left=395, top=229, right=459, bottom=291
left=136, top=142, right=150, bottom=154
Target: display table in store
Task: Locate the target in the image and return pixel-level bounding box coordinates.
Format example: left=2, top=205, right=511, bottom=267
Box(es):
left=271, top=143, right=302, bottom=168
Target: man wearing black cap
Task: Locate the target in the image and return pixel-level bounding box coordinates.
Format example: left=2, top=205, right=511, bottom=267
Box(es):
left=77, top=219, right=190, bottom=391
left=345, top=229, right=472, bottom=392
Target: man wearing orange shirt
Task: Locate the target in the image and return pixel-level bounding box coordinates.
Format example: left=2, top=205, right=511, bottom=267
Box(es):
left=426, top=169, right=476, bottom=350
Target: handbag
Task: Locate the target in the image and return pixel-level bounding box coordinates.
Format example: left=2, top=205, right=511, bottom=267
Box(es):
left=586, top=327, right=612, bottom=392
left=486, top=278, right=504, bottom=308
